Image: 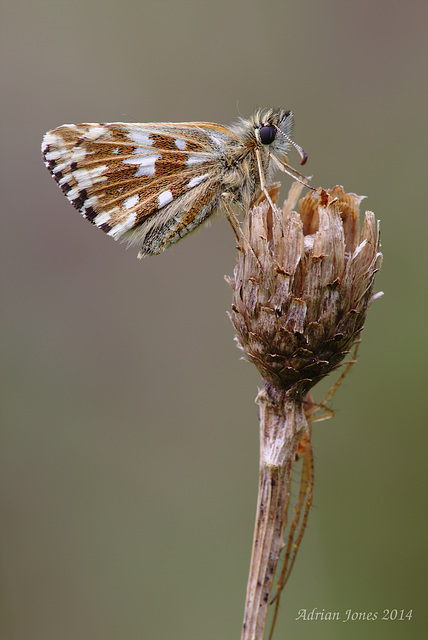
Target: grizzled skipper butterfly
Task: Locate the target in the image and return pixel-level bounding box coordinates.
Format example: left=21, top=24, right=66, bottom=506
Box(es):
left=42, top=108, right=311, bottom=258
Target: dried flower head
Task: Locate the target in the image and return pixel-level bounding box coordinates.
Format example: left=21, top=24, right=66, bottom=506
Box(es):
left=228, top=183, right=382, bottom=398
left=229, top=183, right=382, bottom=640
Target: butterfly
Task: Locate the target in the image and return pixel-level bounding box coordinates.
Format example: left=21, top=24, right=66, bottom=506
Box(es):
left=42, top=108, right=311, bottom=258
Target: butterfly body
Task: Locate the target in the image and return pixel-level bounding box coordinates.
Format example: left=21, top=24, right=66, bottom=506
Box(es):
left=42, top=108, right=306, bottom=257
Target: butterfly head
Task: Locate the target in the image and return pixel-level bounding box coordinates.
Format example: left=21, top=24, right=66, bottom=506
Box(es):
left=252, top=108, right=308, bottom=166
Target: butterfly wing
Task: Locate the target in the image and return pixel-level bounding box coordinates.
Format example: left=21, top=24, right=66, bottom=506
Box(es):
left=42, top=121, right=239, bottom=256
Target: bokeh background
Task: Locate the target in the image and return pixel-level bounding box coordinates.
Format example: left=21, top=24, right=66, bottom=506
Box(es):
left=2, top=1, right=427, bottom=639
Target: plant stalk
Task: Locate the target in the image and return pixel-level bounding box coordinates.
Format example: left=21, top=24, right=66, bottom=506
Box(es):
left=241, top=383, right=307, bottom=640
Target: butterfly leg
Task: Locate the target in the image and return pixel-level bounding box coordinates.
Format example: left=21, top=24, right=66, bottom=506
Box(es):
left=220, top=193, right=241, bottom=242
left=221, top=195, right=262, bottom=268
left=268, top=152, right=315, bottom=191
left=268, top=425, right=314, bottom=640
left=255, top=148, right=281, bottom=217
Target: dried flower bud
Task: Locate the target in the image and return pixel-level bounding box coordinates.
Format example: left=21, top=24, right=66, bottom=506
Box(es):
left=228, top=183, right=382, bottom=398
left=232, top=183, right=383, bottom=640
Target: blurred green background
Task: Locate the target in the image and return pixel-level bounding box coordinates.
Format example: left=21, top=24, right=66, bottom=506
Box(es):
left=2, top=1, right=427, bottom=639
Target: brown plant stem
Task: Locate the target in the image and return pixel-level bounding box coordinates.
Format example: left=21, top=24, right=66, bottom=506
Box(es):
left=241, top=383, right=308, bottom=640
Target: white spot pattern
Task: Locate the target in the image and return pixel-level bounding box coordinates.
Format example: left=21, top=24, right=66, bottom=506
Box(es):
left=72, top=165, right=108, bottom=189
left=186, top=155, right=207, bottom=165
left=127, top=129, right=153, bottom=146
left=84, top=126, right=108, bottom=141
left=157, top=190, right=173, bottom=208
left=187, top=173, right=210, bottom=188
left=70, top=147, right=87, bottom=162
left=124, top=194, right=139, bottom=209
left=107, top=212, right=138, bottom=239
left=123, top=154, right=160, bottom=177
left=94, top=212, right=111, bottom=227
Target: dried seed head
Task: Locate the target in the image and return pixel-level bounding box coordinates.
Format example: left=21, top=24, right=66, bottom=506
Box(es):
left=228, top=184, right=382, bottom=397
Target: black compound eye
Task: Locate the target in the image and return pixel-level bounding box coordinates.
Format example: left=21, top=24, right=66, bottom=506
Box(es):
left=259, top=125, right=276, bottom=145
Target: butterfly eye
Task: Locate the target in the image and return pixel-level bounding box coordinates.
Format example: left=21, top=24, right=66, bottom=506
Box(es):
left=259, top=125, right=276, bottom=145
